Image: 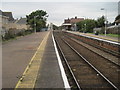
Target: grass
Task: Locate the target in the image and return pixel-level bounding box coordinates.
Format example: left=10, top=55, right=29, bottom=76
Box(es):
left=87, top=32, right=120, bottom=38
left=100, top=33, right=120, bottom=38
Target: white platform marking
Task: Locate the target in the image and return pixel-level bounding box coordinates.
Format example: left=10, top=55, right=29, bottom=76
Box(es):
left=52, top=33, right=70, bottom=89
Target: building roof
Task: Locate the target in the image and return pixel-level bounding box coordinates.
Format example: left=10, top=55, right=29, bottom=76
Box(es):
left=70, top=18, right=84, bottom=23
left=63, top=16, right=84, bottom=24
left=0, top=10, right=2, bottom=15
left=0, top=10, right=9, bottom=19
left=64, top=18, right=71, bottom=23
left=115, top=19, right=120, bottom=23
left=2, top=12, right=14, bottom=21
left=16, top=18, right=27, bottom=24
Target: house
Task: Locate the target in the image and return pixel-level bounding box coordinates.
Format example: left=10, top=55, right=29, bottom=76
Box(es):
left=7, top=17, right=30, bottom=35
left=1, top=10, right=30, bottom=37
left=2, top=11, right=28, bottom=30
left=15, top=17, right=28, bottom=30
left=1, top=11, right=17, bottom=31
left=115, top=19, right=120, bottom=25
left=115, top=14, right=120, bottom=25
left=0, top=10, right=9, bottom=37
left=2, top=11, right=14, bottom=22
left=62, top=16, right=84, bottom=30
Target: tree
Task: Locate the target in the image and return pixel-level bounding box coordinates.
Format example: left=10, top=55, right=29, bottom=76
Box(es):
left=85, top=19, right=96, bottom=33
left=77, top=21, right=84, bottom=32
left=96, top=16, right=105, bottom=28
left=77, top=16, right=106, bottom=33
left=77, top=19, right=96, bottom=33
left=26, top=10, right=48, bottom=32
left=53, top=24, right=59, bottom=30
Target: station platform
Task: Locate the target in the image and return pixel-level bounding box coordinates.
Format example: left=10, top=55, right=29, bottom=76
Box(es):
left=15, top=31, right=70, bottom=89
left=35, top=31, right=64, bottom=88
left=66, top=31, right=119, bottom=42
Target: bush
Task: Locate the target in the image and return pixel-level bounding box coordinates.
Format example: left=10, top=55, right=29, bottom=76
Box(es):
left=3, top=32, right=16, bottom=40
left=2, top=29, right=34, bottom=41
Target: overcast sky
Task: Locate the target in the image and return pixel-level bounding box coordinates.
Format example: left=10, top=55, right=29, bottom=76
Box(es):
left=1, top=1, right=119, bottom=26
left=2, top=0, right=120, bottom=2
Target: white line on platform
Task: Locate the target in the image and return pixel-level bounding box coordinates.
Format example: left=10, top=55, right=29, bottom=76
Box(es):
left=52, top=33, right=70, bottom=89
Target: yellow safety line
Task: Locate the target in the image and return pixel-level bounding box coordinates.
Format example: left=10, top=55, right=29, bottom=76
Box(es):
left=15, top=31, right=50, bottom=89
left=74, top=31, right=118, bottom=42
left=84, top=34, right=118, bottom=42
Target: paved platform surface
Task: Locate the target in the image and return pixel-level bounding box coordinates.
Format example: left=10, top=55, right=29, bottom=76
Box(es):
left=35, top=31, right=64, bottom=88
left=2, top=31, right=49, bottom=88
left=3, top=30, right=69, bottom=89
left=67, top=31, right=119, bottom=42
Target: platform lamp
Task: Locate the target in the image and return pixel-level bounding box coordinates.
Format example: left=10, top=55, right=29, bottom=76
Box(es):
left=34, top=15, right=39, bottom=33
left=82, top=16, right=86, bottom=33
left=74, top=23, right=77, bottom=31
left=101, top=8, right=107, bottom=36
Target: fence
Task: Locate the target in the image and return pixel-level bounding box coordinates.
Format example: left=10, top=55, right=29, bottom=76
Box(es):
left=93, top=25, right=120, bottom=34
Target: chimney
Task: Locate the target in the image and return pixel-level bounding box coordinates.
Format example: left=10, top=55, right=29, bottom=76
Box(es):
left=75, top=16, right=77, bottom=19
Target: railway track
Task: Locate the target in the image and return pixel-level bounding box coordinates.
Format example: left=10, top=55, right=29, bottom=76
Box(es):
left=64, top=31, right=120, bottom=57
left=64, top=35, right=120, bottom=67
left=53, top=31, right=120, bottom=90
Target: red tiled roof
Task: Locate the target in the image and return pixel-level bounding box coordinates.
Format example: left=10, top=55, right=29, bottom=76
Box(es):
left=70, top=18, right=84, bottom=23
left=64, top=17, right=84, bottom=24
left=64, top=18, right=71, bottom=23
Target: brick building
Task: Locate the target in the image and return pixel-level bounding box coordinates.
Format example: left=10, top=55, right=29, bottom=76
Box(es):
left=62, top=16, right=84, bottom=30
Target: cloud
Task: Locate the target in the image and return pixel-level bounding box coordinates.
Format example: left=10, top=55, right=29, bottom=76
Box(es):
left=1, top=2, right=118, bottom=26
left=2, top=0, right=120, bottom=2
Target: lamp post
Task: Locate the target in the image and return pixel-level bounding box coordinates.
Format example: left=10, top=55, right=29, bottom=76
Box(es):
left=74, top=23, right=77, bottom=31
left=49, top=23, right=53, bottom=30
left=101, top=8, right=107, bottom=36
left=84, top=23, right=86, bottom=33
left=34, top=16, right=36, bottom=33
left=34, top=15, right=39, bottom=33
left=82, top=16, right=86, bottom=33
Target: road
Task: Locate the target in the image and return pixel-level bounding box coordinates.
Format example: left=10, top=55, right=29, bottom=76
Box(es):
left=2, top=31, right=49, bottom=88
